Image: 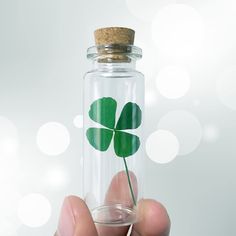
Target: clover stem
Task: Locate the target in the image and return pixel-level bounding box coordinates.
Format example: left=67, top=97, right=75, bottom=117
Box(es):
left=123, top=157, right=137, bottom=206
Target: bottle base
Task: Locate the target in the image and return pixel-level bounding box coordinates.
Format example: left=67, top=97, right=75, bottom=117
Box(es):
left=91, top=204, right=137, bottom=227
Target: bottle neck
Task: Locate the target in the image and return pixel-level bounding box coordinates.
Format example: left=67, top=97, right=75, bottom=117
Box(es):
left=87, top=44, right=142, bottom=72
left=92, top=60, right=136, bottom=71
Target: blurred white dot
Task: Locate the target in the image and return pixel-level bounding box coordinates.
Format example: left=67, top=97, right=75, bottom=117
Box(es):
left=45, top=167, right=68, bottom=189
left=146, top=130, right=179, bottom=164
left=145, top=87, right=158, bottom=106
left=156, top=66, right=190, bottom=99
left=73, top=115, right=83, bottom=128
left=216, top=66, right=236, bottom=110
left=158, top=110, right=202, bottom=155
left=37, top=122, right=70, bottom=156
left=203, top=125, right=219, bottom=143
left=0, top=185, right=21, bottom=235
left=18, top=193, right=51, bottom=227
left=152, top=4, right=204, bottom=56
left=126, top=0, right=176, bottom=22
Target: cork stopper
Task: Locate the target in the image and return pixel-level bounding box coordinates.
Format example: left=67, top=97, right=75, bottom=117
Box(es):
left=94, top=27, right=135, bottom=46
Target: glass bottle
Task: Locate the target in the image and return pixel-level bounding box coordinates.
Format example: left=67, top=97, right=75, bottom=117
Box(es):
left=83, top=27, right=145, bottom=228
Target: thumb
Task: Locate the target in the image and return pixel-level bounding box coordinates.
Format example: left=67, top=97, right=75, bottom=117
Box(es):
left=56, top=196, right=97, bottom=236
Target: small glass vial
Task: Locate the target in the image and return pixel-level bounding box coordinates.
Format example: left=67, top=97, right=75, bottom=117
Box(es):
left=83, top=27, right=145, bottom=228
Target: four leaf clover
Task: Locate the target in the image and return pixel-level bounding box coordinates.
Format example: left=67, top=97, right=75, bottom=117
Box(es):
left=86, top=97, right=142, bottom=158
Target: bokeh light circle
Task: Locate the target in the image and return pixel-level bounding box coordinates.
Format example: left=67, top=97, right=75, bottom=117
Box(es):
left=73, top=115, right=83, bottom=128
left=152, top=4, right=204, bottom=56
left=146, top=129, right=179, bottom=164
left=44, top=167, right=69, bottom=189
left=216, top=66, right=236, bottom=110
left=17, top=193, right=51, bottom=227
left=37, top=122, right=70, bottom=156
left=203, top=124, right=220, bottom=143
left=156, top=66, right=190, bottom=99
left=158, top=110, right=203, bottom=155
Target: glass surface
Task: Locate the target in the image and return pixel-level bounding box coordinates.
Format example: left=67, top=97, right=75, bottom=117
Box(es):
left=83, top=48, right=144, bottom=226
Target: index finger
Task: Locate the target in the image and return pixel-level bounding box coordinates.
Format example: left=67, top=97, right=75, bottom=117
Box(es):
left=96, top=170, right=138, bottom=236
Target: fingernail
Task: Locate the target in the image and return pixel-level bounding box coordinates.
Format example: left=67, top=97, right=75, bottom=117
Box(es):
left=57, top=197, right=76, bottom=236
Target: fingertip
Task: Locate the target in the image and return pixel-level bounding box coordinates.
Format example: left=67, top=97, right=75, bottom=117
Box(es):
left=57, top=195, right=97, bottom=236
left=66, top=195, right=87, bottom=220
left=134, top=199, right=171, bottom=236
left=105, top=170, right=138, bottom=207
left=57, top=196, right=77, bottom=236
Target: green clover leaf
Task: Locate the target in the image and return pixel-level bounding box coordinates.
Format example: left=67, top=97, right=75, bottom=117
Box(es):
left=86, top=97, right=142, bottom=158
left=116, top=102, right=142, bottom=130
left=88, top=97, right=117, bottom=129
left=114, top=131, right=140, bottom=157
left=86, top=128, right=113, bottom=151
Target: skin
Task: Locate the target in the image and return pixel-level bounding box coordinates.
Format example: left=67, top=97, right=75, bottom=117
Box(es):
left=55, top=172, right=171, bottom=236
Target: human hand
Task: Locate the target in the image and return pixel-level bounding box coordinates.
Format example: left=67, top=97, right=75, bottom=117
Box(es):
left=55, top=172, right=170, bottom=236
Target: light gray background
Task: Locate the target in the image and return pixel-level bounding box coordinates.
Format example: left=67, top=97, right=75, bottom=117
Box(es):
left=0, top=0, right=235, bottom=235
